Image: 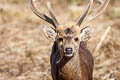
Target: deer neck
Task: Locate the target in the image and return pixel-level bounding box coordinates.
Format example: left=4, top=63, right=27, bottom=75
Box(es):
left=57, top=41, right=93, bottom=80
left=60, top=51, right=81, bottom=80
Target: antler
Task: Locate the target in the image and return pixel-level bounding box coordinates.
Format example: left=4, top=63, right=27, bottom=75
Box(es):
left=47, top=2, right=60, bottom=26
left=77, top=0, right=110, bottom=26
left=77, top=0, right=93, bottom=26
left=30, top=0, right=59, bottom=28
left=83, top=0, right=110, bottom=25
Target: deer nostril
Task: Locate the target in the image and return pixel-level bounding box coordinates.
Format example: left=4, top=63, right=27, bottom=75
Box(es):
left=65, top=48, right=73, bottom=54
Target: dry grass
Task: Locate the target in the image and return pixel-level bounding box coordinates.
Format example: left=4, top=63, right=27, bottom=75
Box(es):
left=0, top=0, right=120, bottom=80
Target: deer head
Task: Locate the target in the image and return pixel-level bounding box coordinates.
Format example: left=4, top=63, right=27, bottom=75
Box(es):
left=30, top=0, right=110, bottom=59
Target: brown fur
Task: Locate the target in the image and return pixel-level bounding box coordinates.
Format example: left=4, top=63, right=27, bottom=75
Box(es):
left=30, top=0, right=110, bottom=79
left=50, top=25, right=94, bottom=80
left=56, top=25, right=80, bottom=37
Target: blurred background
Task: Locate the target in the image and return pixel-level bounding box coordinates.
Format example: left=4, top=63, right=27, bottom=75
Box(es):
left=0, top=0, right=120, bottom=80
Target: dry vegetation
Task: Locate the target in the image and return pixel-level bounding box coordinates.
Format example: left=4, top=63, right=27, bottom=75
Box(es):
left=0, top=0, right=120, bottom=80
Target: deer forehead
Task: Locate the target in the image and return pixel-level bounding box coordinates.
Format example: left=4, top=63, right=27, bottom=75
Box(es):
left=56, top=25, right=81, bottom=37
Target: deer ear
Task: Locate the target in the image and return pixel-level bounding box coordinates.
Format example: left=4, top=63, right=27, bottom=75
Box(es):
left=80, top=26, right=94, bottom=41
left=43, top=25, right=57, bottom=41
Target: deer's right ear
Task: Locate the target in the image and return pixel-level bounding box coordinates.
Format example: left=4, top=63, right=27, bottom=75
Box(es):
left=43, top=25, right=57, bottom=41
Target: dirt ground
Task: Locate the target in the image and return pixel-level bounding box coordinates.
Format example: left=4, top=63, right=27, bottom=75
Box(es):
left=0, top=0, right=120, bottom=80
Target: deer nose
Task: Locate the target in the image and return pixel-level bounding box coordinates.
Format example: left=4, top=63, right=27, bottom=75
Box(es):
left=65, top=48, right=73, bottom=54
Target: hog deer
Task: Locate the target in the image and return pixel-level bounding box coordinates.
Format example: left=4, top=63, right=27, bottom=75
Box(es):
left=30, top=0, right=110, bottom=80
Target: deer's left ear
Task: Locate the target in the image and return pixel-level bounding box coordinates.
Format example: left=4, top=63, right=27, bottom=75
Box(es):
left=80, top=26, right=94, bottom=41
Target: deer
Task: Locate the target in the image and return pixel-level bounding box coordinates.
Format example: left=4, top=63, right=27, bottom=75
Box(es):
left=30, top=0, right=110, bottom=80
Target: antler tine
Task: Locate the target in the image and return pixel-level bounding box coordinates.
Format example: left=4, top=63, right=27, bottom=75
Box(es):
left=30, top=0, right=57, bottom=27
left=47, top=2, right=60, bottom=26
left=77, top=0, right=93, bottom=26
left=83, top=0, right=110, bottom=25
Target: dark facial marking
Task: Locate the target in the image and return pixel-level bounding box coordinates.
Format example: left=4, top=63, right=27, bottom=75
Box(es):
left=65, top=28, right=73, bottom=34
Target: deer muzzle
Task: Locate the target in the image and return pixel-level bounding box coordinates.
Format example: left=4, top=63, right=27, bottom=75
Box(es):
left=65, top=48, right=74, bottom=57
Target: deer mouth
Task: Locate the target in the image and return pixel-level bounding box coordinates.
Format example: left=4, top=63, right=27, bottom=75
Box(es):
left=65, top=52, right=74, bottom=57
left=65, top=53, right=74, bottom=57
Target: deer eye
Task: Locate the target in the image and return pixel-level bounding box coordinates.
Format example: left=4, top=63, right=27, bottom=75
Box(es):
left=58, top=37, right=63, bottom=42
left=74, top=37, right=79, bottom=42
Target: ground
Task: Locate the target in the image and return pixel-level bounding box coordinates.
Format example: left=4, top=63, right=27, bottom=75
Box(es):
left=0, top=0, right=120, bottom=80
